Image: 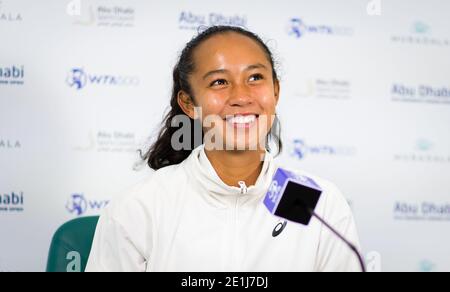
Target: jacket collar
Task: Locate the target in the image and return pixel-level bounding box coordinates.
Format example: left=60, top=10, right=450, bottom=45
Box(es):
left=185, top=144, right=278, bottom=207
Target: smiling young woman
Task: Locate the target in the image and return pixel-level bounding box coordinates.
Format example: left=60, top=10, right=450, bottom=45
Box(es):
left=86, top=26, right=362, bottom=272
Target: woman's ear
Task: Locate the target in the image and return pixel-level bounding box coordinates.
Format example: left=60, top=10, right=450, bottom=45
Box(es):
left=274, top=79, right=280, bottom=105
left=177, top=91, right=196, bottom=119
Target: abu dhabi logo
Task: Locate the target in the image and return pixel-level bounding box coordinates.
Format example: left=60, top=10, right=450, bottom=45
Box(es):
left=0, top=65, right=24, bottom=85
left=67, top=0, right=135, bottom=28
left=391, top=83, right=450, bottom=105
left=73, top=130, right=138, bottom=153
left=291, top=139, right=357, bottom=160
left=0, top=1, right=23, bottom=22
left=394, top=201, right=450, bottom=222
left=66, top=0, right=94, bottom=26
left=0, top=191, right=24, bottom=213
left=287, top=18, right=353, bottom=39
left=66, top=193, right=109, bottom=217
left=66, top=68, right=140, bottom=90
left=294, top=78, right=352, bottom=100
left=178, top=11, right=247, bottom=31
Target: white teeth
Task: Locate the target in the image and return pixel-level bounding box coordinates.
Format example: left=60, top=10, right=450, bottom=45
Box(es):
left=227, top=115, right=257, bottom=124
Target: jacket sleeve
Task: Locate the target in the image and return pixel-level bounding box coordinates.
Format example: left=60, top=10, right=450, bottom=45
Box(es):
left=85, top=196, right=150, bottom=272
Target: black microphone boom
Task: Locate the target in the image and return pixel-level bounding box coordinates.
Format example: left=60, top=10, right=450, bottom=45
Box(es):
left=305, top=205, right=366, bottom=272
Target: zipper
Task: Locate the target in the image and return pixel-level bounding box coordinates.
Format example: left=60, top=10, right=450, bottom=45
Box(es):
left=238, top=181, right=248, bottom=195
left=231, top=181, right=247, bottom=270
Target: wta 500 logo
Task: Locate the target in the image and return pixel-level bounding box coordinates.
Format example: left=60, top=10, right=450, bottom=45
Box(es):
left=287, top=18, right=353, bottom=39
left=66, top=193, right=109, bottom=216
left=267, top=181, right=282, bottom=204
left=66, top=68, right=140, bottom=90
left=291, top=139, right=357, bottom=160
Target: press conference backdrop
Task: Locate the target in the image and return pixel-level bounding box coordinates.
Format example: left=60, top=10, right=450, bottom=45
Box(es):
left=1, top=0, right=449, bottom=272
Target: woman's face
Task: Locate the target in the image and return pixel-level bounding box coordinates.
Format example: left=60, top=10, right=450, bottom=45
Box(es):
left=179, top=32, right=280, bottom=152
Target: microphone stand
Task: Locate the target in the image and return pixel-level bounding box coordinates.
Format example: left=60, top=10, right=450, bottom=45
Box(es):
left=306, top=207, right=366, bottom=273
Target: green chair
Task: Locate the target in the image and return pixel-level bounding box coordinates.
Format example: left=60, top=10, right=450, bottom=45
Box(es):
left=46, top=216, right=99, bottom=272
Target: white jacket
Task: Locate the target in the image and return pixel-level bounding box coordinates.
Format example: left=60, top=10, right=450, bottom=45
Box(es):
left=86, top=145, right=362, bottom=272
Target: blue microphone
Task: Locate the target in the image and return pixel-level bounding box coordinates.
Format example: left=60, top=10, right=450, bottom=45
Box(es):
left=264, top=168, right=366, bottom=272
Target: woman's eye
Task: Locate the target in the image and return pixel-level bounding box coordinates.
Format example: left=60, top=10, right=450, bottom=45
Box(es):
left=210, top=79, right=227, bottom=87
left=249, top=74, right=264, bottom=82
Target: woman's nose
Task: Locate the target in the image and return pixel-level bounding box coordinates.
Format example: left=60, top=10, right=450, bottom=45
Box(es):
left=228, top=84, right=253, bottom=106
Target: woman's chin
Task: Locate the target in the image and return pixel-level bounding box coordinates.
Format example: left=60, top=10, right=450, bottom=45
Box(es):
left=224, top=139, right=265, bottom=152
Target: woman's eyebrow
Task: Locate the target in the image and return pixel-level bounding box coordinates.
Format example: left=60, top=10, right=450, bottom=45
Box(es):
left=202, top=63, right=268, bottom=80
left=246, top=63, right=268, bottom=71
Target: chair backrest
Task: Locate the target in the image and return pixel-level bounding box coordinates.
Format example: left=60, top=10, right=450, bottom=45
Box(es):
left=46, top=216, right=99, bottom=272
